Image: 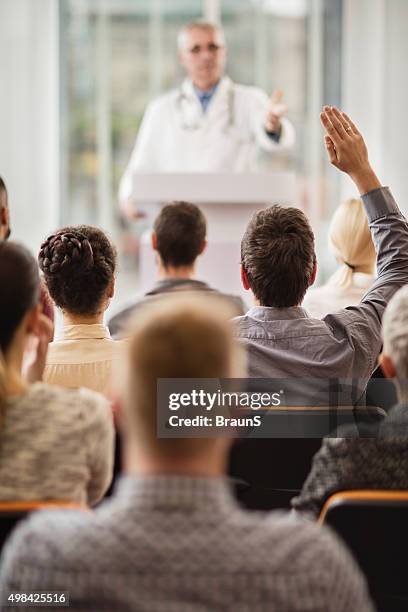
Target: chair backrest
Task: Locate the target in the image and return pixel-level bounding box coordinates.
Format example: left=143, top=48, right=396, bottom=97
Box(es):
left=0, top=500, right=87, bottom=552
left=320, top=490, right=408, bottom=612
left=228, top=405, right=385, bottom=510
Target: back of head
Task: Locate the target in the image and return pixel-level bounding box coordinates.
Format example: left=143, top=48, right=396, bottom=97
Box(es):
left=38, top=225, right=116, bottom=315
left=123, top=295, right=241, bottom=459
left=0, top=241, right=40, bottom=352
left=241, top=205, right=315, bottom=307
left=327, top=198, right=375, bottom=288
left=382, top=286, right=408, bottom=397
left=0, top=241, right=40, bottom=402
left=153, top=202, right=206, bottom=268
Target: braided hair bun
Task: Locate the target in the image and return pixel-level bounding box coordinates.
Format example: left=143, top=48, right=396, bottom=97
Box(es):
left=39, top=231, right=94, bottom=275
left=38, top=226, right=116, bottom=315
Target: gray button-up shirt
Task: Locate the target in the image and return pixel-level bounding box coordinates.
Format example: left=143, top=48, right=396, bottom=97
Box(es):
left=0, top=475, right=374, bottom=611
left=233, top=187, right=408, bottom=388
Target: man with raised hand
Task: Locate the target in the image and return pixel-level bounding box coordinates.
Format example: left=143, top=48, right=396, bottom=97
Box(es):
left=235, top=106, right=408, bottom=399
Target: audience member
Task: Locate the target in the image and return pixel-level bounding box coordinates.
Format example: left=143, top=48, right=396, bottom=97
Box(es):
left=0, top=241, right=114, bottom=505
left=39, top=225, right=125, bottom=399
left=0, top=295, right=374, bottom=611
left=292, top=285, right=408, bottom=518
left=303, top=197, right=376, bottom=318
left=108, top=201, right=245, bottom=338
left=0, top=175, right=10, bottom=240
left=234, top=107, right=408, bottom=398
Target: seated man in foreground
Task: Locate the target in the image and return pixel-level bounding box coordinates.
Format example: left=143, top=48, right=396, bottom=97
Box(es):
left=108, top=201, right=245, bottom=338
left=234, top=107, right=408, bottom=397
left=0, top=296, right=373, bottom=611
left=292, top=285, right=408, bottom=518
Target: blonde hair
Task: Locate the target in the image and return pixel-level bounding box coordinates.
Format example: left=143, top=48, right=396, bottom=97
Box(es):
left=327, top=198, right=376, bottom=288
left=122, top=294, right=243, bottom=460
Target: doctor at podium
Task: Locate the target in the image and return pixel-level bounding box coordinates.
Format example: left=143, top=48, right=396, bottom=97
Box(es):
left=119, top=19, right=295, bottom=214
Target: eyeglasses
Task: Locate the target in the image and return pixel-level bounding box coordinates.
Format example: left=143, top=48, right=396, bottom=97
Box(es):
left=186, top=43, right=224, bottom=55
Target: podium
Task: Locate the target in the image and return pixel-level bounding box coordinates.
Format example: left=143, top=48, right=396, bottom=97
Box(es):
left=132, top=172, right=296, bottom=300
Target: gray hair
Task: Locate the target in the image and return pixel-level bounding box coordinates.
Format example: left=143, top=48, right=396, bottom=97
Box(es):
left=382, top=285, right=408, bottom=401
left=177, top=20, right=225, bottom=51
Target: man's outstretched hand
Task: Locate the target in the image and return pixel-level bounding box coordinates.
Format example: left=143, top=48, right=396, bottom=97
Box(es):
left=265, top=89, right=288, bottom=135
left=321, top=106, right=381, bottom=194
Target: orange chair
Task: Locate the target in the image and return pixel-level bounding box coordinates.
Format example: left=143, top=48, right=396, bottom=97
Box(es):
left=320, top=490, right=408, bottom=612
left=0, top=500, right=88, bottom=551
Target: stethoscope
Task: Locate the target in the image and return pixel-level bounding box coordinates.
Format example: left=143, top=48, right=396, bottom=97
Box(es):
left=176, top=81, right=235, bottom=132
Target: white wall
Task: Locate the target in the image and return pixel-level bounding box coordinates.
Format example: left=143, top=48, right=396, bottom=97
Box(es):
left=0, top=0, right=59, bottom=251
left=342, top=0, right=408, bottom=215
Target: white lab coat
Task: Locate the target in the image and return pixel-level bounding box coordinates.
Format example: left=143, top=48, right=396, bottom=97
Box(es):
left=119, top=76, right=295, bottom=205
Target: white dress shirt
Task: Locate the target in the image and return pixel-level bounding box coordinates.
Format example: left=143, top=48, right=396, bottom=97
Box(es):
left=44, top=324, right=126, bottom=400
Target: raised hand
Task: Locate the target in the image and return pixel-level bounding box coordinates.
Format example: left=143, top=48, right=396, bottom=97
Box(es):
left=321, top=106, right=381, bottom=194
left=265, top=89, right=288, bottom=134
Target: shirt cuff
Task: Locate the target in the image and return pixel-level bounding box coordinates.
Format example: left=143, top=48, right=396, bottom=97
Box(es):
left=361, top=186, right=401, bottom=221
left=265, top=128, right=281, bottom=143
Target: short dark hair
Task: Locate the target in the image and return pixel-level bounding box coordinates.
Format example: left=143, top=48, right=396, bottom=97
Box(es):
left=241, top=205, right=316, bottom=307
left=153, top=202, right=206, bottom=267
left=0, top=176, right=6, bottom=196
left=0, top=241, right=39, bottom=352
left=38, top=225, right=116, bottom=315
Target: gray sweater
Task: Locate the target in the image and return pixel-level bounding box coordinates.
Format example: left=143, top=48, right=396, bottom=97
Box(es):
left=0, top=383, right=114, bottom=505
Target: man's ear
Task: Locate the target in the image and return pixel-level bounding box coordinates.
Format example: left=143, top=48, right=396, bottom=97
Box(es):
left=151, top=231, right=158, bottom=251
left=379, top=353, right=397, bottom=379
left=240, top=264, right=251, bottom=291
left=309, top=258, right=317, bottom=287
left=198, top=239, right=207, bottom=256
left=0, top=205, right=9, bottom=239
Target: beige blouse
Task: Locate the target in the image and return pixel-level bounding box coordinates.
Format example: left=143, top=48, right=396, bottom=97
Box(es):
left=302, top=274, right=375, bottom=319
left=44, top=324, right=126, bottom=400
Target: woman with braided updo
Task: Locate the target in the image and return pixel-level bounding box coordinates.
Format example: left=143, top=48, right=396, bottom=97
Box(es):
left=303, top=198, right=376, bottom=318
left=0, top=241, right=114, bottom=505
left=39, top=225, right=125, bottom=399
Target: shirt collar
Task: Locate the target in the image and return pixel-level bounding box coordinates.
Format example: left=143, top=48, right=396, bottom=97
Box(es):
left=193, top=81, right=219, bottom=101
left=182, top=76, right=230, bottom=99
left=114, top=474, right=237, bottom=514
left=149, top=278, right=210, bottom=293
left=246, top=306, right=311, bottom=322
left=54, top=324, right=112, bottom=341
